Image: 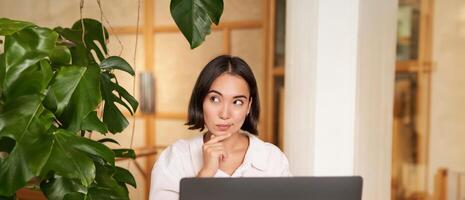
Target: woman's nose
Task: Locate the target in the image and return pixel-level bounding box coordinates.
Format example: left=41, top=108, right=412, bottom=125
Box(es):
left=219, top=103, right=231, bottom=120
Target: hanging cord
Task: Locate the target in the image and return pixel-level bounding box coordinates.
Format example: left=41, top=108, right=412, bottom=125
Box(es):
left=90, top=0, right=126, bottom=141
left=96, top=0, right=108, bottom=56
left=80, top=0, right=92, bottom=139
left=90, top=0, right=140, bottom=170
left=96, top=0, right=124, bottom=56
left=80, top=0, right=87, bottom=48
left=127, top=0, right=141, bottom=170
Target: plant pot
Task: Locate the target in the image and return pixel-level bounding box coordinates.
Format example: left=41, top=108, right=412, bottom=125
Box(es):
left=16, top=188, right=46, bottom=200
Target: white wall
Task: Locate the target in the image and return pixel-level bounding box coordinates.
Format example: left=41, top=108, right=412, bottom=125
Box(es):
left=428, top=0, right=465, bottom=192
left=284, top=0, right=397, bottom=199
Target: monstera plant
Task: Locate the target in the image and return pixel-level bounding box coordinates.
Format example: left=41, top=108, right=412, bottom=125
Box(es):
left=0, top=18, right=138, bottom=199
left=0, top=0, right=224, bottom=199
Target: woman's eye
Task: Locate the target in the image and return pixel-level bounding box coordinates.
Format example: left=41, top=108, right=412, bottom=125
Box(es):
left=233, top=100, right=244, bottom=106
left=210, top=96, right=220, bottom=103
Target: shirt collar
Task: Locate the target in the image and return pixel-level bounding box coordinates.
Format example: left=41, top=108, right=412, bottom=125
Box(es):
left=244, top=132, right=269, bottom=171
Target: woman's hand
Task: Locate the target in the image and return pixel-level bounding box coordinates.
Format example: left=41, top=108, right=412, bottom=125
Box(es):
left=197, top=133, right=232, bottom=177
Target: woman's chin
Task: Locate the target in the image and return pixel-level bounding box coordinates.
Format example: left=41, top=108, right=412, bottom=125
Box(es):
left=209, top=129, right=235, bottom=136
left=211, top=131, right=230, bottom=136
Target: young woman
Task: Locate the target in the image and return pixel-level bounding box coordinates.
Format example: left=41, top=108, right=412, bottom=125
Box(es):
left=149, top=55, right=290, bottom=200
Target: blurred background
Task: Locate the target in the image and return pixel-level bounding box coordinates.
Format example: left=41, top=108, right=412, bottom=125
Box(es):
left=1, top=0, right=465, bottom=199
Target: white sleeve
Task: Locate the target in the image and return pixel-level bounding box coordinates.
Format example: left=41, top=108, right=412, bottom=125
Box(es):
left=279, top=152, right=292, bottom=177
left=149, top=146, right=182, bottom=200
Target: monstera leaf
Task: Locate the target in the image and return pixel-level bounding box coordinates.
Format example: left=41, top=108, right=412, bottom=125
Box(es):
left=100, top=71, right=138, bottom=134
left=44, top=66, right=87, bottom=116
left=2, top=26, right=57, bottom=99
left=0, top=97, right=53, bottom=195
left=40, top=129, right=115, bottom=187
left=0, top=18, right=34, bottom=36
left=58, top=64, right=102, bottom=132
left=170, top=0, right=224, bottom=49
left=85, top=163, right=130, bottom=200
left=41, top=175, right=87, bottom=200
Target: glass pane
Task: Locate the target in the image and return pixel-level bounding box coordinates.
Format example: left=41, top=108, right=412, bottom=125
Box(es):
left=154, top=31, right=224, bottom=113
left=273, top=76, right=284, bottom=146
left=231, top=29, right=265, bottom=102
left=396, top=0, right=420, bottom=61
left=274, top=0, right=286, bottom=67
left=392, top=73, right=426, bottom=200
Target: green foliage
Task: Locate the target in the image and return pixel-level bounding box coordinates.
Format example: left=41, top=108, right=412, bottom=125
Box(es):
left=170, top=0, right=224, bottom=49
left=0, top=18, right=138, bottom=199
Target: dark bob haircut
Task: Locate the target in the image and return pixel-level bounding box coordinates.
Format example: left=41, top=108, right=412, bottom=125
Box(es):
left=185, top=55, right=260, bottom=135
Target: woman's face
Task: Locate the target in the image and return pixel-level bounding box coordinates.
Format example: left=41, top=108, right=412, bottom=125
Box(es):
left=203, top=73, right=252, bottom=136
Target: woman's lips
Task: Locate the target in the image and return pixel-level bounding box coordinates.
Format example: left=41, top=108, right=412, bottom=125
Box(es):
left=216, top=124, right=231, bottom=131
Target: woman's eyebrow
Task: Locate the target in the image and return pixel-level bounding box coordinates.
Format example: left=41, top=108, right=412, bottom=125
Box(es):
left=208, top=90, right=223, bottom=96
left=208, top=90, right=248, bottom=99
left=233, top=95, right=247, bottom=99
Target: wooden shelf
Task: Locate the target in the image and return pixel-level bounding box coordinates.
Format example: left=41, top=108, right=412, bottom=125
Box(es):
left=110, top=20, right=262, bottom=35
left=122, top=111, right=187, bottom=120
left=273, top=66, right=284, bottom=76
left=396, top=60, right=419, bottom=73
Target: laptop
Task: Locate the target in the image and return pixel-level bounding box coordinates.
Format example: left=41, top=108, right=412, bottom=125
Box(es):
left=180, top=176, right=363, bottom=200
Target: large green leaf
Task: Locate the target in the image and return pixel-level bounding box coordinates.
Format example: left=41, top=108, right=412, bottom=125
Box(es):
left=112, top=79, right=138, bottom=115
left=170, top=0, right=223, bottom=49
left=86, top=163, right=129, bottom=200
left=44, top=66, right=87, bottom=116
left=50, top=45, right=72, bottom=66
left=55, top=19, right=108, bottom=63
left=41, top=175, right=87, bottom=200
left=4, top=60, right=52, bottom=100
left=59, top=64, right=101, bottom=132
left=0, top=94, right=46, bottom=146
left=72, top=135, right=115, bottom=166
left=100, top=73, right=138, bottom=133
left=2, top=27, right=57, bottom=99
left=114, top=167, right=136, bottom=188
left=70, top=19, right=109, bottom=62
left=54, top=27, right=93, bottom=66
left=0, top=18, right=35, bottom=36
left=41, top=129, right=114, bottom=187
left=55, top=19, right=109, bottom=66
left=81, top=111, right=107, bottom=134
left=100, top=56, right=134, bottom=76
left=0, top=96, right=54, bottom=196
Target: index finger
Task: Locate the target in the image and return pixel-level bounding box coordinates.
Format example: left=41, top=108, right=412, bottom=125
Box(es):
left=206, top=133, right=232, bottom=144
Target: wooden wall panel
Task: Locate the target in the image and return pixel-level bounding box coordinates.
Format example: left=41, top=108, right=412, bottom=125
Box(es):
left=155, top=119, right=201, bottom=146
left=222, top=0, right=264, bottom=22
left=231, top=29, right=266, bottom=134
left=153, top=31, right=224, bottom=114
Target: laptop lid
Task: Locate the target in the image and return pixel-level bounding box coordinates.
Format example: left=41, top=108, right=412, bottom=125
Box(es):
left=180, top=176, right=363, bottom=200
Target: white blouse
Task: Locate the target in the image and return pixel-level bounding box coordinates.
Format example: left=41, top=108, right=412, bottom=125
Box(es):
left=149, top=132, right=291, bottom=200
